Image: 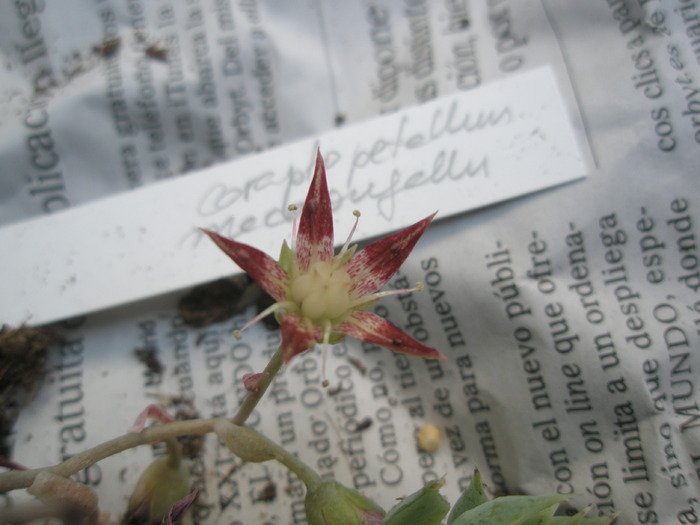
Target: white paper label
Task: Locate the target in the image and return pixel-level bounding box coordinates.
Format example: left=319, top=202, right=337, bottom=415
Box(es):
left=0, top=67, right=588, bottom=326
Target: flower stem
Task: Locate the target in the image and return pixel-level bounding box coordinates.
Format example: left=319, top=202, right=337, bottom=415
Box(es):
left=0, top=346, right=286, bottom=493
left=0, top=418, right=218, bottom=492
left=231, top=345, right=283, bottom=425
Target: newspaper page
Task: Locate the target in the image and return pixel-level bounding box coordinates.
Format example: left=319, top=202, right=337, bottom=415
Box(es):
left=1, top=1, right=699, bottom=525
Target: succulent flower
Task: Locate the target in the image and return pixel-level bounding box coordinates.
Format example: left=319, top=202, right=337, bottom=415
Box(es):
left=202, top=150, right=445, bottom=364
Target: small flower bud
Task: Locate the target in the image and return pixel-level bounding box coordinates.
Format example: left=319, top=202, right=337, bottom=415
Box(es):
left=304, top=481, right=385, bottom=525
left=214, top=420, right=275, bottom=463
left=125, top=455, right=191, bottom=524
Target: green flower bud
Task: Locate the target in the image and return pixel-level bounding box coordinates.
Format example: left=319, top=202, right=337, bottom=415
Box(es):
left=381, top=479, right=449, bottom=525
left=305, top=481, right=385, bottom=525
left=125, top=455, right=191, bottom=524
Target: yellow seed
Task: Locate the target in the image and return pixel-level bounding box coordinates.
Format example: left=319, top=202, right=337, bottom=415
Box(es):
left=417, top=424, right=441, bottom=453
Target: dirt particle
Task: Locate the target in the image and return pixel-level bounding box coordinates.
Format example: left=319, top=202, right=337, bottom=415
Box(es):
left=0, top=325, right=61, bottom=457
left=145, top=44, right=168, bottom=61
left=255, top=481, right=277, bottom=502
left=133, top=346, right=164, bottom=376
left=347, top=356, right=366, bottom=375
left=178, top=275, right=277, bottom=329
left=354, top=417, right=372, bottom=432
left=93, top=38, right=120, bottom=58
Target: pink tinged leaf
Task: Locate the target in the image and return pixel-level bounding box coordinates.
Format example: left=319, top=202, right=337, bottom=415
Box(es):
left=296, top=151, right=335, bottom=271
left=242, top=372, right=268, bottom=393
left=280, top=312, right=324, bottom=363
left=346, top=212, right=436, bottom=297
left=337, top=310, right=446, bottom=361
left=130, top=404, right=176, bottom=433
left=162, top=489, right=198, bottom=524
left=200, top=228, right=289, bottom=301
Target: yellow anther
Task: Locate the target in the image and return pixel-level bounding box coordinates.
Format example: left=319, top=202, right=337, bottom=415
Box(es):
left=233, top=330, right=242, bottom=340
left=415, top=282, right=424, bottom=291
left=288, top=204, right=298, bottom=211
left=352, top=210, right=361, bottom=217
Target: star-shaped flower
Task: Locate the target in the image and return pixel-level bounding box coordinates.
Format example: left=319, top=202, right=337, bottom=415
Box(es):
left=201, top=151, right=445, bottom=364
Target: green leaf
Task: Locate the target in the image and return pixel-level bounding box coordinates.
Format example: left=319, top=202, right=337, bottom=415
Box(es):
left=450, top=494, right=568, bottom=525
left=447, top=470, right=489, bottom=524
left=381, top=479, right=450, bottom=525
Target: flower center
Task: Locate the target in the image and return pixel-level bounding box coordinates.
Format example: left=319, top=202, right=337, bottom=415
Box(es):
left=290, top=260, right=351, bottom=322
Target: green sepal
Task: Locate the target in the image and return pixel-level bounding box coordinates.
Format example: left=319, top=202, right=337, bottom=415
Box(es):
left=335, top=244, right=357, bottom=267
left=279, top=240, right=294, bottom=274
left=381, top=479, right=450, bottom=525
left=447, top=470, right=489, bottom=524
left=450, top=493, right=567, bottom=525
left=328, top=331, right=347, bottom=344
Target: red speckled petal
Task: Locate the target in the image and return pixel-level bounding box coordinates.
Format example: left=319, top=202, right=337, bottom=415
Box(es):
left=201, top=229, right=289, bottom=301
left=336, top=310, right=445, bottom=360
left=296, top=151, right=334, bottom=271
left=346, top=212, right=436, bottom=297
left=280, top=312, right=323, bottom=363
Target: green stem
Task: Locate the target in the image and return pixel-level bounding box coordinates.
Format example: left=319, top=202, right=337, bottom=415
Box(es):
left=231, top=345, right=283, bottom=425
left=271, top=444, right=322, bottom=490
left=0, top=345, right=287, bottom=492
left=0, top=418, right=218, bottom=492
left=164, top=436, right=182, bottom=469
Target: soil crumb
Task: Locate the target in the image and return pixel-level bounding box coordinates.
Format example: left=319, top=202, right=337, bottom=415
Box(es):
left=133, top=346, right=164, bottom=376
left=178, top=275, right=278, bottom=330
left=0, top=325, right=60, bottom=457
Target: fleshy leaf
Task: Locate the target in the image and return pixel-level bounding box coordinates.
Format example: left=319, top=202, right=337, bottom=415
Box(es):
left=381, top=479, right=449, bottom=525
left=450, top=494, right=568, bottom=525
left=214, top=420, right=276, bottom=463
left=336, top=311, right=445, bottom=360
left=447, top=469, right=489, bottom=524
left=296, top=151, right=334, bottom=271
left=201, top=228, right=289, bottom=301
left=346, top=213, right=436, bottom=297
